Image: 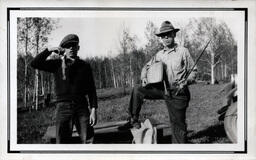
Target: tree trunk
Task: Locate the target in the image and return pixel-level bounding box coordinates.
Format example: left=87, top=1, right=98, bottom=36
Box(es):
left=117, top=75, right=120, bottom=88
left=111, top=59, right=117, bottom=88
left=220, top=63, right=223, bottom=81
left=129, top=56, right=134, bottom=87
left=122, top=66, right=126, bottom=94
left=104, top=62, right=108, bottom=88
left=211, top=52, right=215, bottom=84
left=48, top=74, right=51, bottom=94
left=224, top=63, right=228, bottom=79
left=222, top=63, right=225, bottom=80
left=122, top=48, right=127, bottom=94
left=230, top=51, right=233, bottom=75
left=24, top=18, right=28, bottom=108
left=122, top=71, right=126, bottom=94
left=97, top=63, right=102, bottom=89
left=35, top=69, right=39, bottom=110
left=41, top=72, right=44, bottom=96
left=32, top=75, right=36, bottom=110
left=24, top=57, right=27, bottom=108
left=35, top=23, right=41, bottom=110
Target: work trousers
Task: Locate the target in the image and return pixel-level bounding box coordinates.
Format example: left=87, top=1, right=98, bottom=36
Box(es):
left=55, top=101, right=92, bottom=144
left=128, top=84, right=190, bottom=143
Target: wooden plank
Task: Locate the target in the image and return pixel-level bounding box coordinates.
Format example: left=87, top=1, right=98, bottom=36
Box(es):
left=94, top=121, right=128, bottom=130
left=42, top=121, right=171, bottom=144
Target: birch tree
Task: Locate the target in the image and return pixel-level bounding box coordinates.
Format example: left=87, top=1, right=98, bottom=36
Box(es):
left=17, top=18, right=34, bottom=108
left=17, top=17, right=58, bottom=110
left=118, top=26, right=137, bottom=90
left=108, top=51, right=117, bottom=88
left=144, top=21, right=163, bottom=61
left=184, top=18, right=237, bottom=84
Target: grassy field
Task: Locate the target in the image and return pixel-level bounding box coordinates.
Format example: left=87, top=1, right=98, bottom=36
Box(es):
left=17, top=83, right=231, bottom=144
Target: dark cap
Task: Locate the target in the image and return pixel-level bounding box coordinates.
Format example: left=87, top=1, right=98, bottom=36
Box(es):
left=155, top=21, right=180, bottom=37
left=59, top=34, right=79, bottom=47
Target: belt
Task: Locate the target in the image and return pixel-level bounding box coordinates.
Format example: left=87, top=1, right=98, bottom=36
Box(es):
left=54, top=95, right=88, bottom=104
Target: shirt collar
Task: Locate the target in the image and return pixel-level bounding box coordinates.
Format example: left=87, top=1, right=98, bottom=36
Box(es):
left=163, top=43, right=178, bottom=53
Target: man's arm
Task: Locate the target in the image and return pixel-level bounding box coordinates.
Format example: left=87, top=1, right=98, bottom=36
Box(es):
left=185, top=48, right=197, bottom=84
left=30, top=48, right=61, bottom=72
left=175, top=49, right=197, bottom=95
left=87, top=64, right=98, bottom=126
left=87, top=64, right=98, bottom=109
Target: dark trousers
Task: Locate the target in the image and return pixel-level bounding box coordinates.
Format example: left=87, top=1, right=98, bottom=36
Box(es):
left=128, top=84, right=190, bottom=143
left=55, top=101, right=92, bottom=144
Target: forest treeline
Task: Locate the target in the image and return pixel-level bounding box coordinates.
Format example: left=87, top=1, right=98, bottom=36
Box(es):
left=17, top=17, right=237, bottom=109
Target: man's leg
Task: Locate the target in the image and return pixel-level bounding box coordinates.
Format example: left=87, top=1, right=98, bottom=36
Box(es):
left=73, top=103, right=90, bottom=144
left=55, top=102, right=73, bottom=144
left=164, top=87, right=190, bottom=143
left=128, top=84, right=165, bottom=123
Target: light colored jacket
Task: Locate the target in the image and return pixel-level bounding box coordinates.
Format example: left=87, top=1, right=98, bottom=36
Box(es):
left=141, top=44, right=197, bottom=87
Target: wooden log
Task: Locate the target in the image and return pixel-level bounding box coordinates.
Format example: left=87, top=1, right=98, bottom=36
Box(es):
left=42, top=121, right=170, bottom=144
left=94, top=120, right=127, bottom=130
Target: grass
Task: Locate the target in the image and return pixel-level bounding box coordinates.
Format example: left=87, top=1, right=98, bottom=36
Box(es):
left=17, top=107, right=56, bottom=143
left=17, top=83, right=231, bottom=144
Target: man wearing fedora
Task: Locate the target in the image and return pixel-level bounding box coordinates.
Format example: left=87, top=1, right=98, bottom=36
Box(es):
left=124, top=21, right=197, bottom=143
left=31, top=34, right=98, bottom=144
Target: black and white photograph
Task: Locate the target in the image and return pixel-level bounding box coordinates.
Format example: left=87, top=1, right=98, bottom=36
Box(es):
left=1, top=0, right=256, bottom=159
left=10, top=8, right=245, bottom=150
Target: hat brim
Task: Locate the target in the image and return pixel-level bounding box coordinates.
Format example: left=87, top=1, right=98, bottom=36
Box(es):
left=60, top=40, right=79, bottom=47
left=155, top=28, right=180, bottom=37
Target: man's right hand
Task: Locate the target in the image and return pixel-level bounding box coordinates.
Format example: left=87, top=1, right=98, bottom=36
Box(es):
left=48, top=47, right=65, bottom=55
left=142, top=78, right=148, bottom=87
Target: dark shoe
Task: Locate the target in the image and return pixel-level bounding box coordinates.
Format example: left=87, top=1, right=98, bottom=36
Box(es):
left=118, top=118, right=141, bottom=130
left=131, top=121, right=141, bottom=129
left=118, top=121, right=132, bottom=130
left=130, top=118, right=141, bottom=129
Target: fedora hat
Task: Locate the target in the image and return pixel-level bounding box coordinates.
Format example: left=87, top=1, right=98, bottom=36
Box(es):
left=155, top=21, right=180, bottom=37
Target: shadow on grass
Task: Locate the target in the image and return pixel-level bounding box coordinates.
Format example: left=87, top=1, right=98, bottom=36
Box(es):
left=83, top=122, right=231, bottom=144
left=187, top=122, right=231, bottom=143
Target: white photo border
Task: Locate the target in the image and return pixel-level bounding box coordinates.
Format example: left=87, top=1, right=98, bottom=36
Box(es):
left=7, top=7, right=247, bottom=154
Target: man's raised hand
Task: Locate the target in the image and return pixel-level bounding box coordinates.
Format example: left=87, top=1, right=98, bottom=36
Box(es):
left=48, top=47, right=65, bottom=55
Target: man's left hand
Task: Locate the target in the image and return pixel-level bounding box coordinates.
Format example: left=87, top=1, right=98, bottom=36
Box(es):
left=178, top=79, right=187, bottom=89
left=89, top=108, right=97, bottom=126
left=175, top=79, right=188, bottom=95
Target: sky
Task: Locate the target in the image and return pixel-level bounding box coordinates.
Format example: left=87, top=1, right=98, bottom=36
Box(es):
left=47, top=11, right=244, bottom=59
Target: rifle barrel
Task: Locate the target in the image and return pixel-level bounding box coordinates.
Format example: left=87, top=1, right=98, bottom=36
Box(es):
left=184, top=39, right=211, bottom=80
left=175, top=39, right=211, bottom=96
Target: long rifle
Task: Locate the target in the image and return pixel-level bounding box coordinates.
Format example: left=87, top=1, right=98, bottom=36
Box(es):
left=175, top=39, right=211, bottom=95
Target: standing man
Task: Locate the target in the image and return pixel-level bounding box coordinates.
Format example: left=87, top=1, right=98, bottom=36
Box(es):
left=31, top=34, right=98, bottom=144
left=125, top=21, right=197, bottom=143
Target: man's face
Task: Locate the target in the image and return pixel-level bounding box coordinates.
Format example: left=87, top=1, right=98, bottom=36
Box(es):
left=63, top=42, right=80, bottom=58
left=160, top=31, right=176, bottom=47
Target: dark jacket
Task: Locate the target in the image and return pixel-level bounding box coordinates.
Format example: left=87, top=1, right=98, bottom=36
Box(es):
left=31, top=48, right=98, bottom=109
